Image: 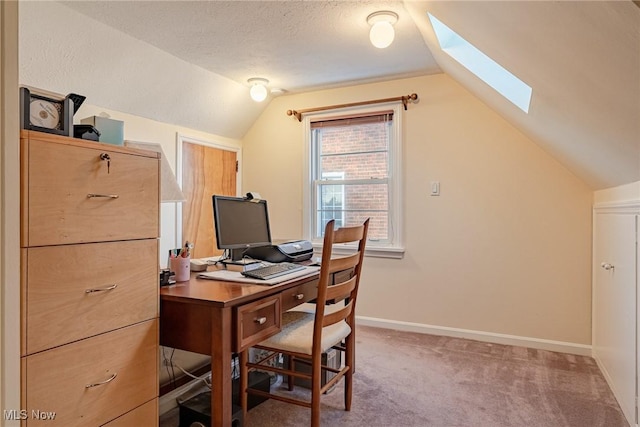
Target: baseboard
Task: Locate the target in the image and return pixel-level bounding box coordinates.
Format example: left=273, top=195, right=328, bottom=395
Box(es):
left=356, top=315, right=592, bottom=357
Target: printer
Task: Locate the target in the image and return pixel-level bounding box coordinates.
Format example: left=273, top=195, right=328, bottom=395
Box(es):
left=245, top=240, right=314, bottom=263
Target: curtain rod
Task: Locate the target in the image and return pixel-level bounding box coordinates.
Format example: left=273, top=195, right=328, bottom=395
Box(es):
left=286, top=93, right=418, bottom=122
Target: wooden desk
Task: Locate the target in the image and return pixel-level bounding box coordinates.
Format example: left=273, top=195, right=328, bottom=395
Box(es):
left=160, top=269, right=319, bottom=426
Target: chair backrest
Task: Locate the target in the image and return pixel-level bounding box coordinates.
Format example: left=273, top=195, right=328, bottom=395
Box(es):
left=312, top=218, right=369, bottom=350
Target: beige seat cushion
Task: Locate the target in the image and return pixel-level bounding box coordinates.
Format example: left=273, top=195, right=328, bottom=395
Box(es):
left=259, top=311, right=351, bottom=356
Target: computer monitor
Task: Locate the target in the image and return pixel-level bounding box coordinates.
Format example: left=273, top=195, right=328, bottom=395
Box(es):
left=212, top=195, right=272, bottom=262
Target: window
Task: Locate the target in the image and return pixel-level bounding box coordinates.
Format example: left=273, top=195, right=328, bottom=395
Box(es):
left=428, top=13, right=532, bottom=113
left=318, top=171, right=345, bottom=235
left=303, top=103, right=404, bottom=258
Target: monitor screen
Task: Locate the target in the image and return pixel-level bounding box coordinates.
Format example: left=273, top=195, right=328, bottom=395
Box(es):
left=212, top=195, right=272, bottom=258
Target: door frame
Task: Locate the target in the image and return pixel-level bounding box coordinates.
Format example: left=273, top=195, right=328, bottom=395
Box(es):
left=2, top=1, right=20, bottom=418
left=175, top=133, right=242, bottom=249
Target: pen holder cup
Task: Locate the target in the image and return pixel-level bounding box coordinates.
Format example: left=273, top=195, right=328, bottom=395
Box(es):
left=170, top=256, right=191, bottom=282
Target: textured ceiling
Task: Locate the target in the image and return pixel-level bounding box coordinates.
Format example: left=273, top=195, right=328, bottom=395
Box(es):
left=61, top=0, right=440, bottom=94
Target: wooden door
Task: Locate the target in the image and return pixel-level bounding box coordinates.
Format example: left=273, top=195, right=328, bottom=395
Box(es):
left=181, top=142, right=237, bottom=258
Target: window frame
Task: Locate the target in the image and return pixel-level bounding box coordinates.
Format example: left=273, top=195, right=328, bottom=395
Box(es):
left=316, top=171, right=346, bottom=236
left=302, top=102, right=404, bottom=259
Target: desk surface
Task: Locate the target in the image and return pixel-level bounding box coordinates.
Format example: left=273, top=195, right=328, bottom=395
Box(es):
left=160, top=269, right=318, bottom=307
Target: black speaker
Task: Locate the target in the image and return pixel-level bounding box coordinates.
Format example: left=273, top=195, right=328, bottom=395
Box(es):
left=178, top=371, right=270, bottom=427
left=178, top=392, right=242, bottom=427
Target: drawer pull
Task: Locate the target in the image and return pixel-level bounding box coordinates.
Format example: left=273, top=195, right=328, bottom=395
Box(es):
left=295, top=293, right=305, bottom=300
left=87, top=193, right=120, bottom=199
left=254, top=317, right=267, bottom=325
left=85, top=372, right=117, bottom=388
left=85, top=284, right=118, bottom=293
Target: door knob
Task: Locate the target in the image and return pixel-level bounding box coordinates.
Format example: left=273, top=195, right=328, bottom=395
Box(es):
left=600, top=262, right=615, bottom=271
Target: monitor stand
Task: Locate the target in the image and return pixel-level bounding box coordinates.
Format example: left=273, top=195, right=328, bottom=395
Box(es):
left=221, top=258, right=260, bottom=266
left=221, top=248, right=260, bottom=266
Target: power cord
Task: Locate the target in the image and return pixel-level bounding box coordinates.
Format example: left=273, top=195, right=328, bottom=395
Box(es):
left=161, top=348, right=212, bottom=390
left=162, top=347, right=177, bottom=389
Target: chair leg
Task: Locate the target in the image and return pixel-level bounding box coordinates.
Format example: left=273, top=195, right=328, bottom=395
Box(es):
left=311, top=353, right=322, bottom=427
left=239, top=350, right=248, bottom=421
left=344, top=333, right=354, bottom=411
left=287, top=355, right=295, bottom=391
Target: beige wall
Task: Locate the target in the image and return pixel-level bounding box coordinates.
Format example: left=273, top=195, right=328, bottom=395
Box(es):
left=243, top=74, right=594, bottom=345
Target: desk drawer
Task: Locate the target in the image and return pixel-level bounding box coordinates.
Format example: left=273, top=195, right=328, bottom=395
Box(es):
left=23, top=319, right=158, bottom=427
left=23, top=239, right=158, bottom=355
left=281, top=280, right=318, bottom=312
left=235, top=295, right=281, bottom=352
left=22, top=138, right=159, bottom=246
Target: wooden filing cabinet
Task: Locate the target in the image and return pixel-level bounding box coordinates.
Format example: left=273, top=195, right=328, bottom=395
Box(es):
left=20, top=130, right=160, bottom=426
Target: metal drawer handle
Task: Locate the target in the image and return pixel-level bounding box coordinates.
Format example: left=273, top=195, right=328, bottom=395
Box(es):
left=295, top=293, right=304, bottom=300
left=601, top=262, right=615, bottom=271
left=254, top=317, right=267, bottom=325
left=85, top=284, right=118, bottom=294
left=87, top=193, right=119, bottom=199
left=85, top=372, right=117, bottom=388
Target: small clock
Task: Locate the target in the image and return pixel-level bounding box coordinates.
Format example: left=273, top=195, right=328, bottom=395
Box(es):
left=20, top=87, right=74, bottom=137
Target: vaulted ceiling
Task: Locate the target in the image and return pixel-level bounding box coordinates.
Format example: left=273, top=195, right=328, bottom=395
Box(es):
left=19, top=1, right=640, bottom=190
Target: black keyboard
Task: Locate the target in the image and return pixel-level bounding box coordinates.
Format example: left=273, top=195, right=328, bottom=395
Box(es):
left=241, top=263, right=306, bottom=280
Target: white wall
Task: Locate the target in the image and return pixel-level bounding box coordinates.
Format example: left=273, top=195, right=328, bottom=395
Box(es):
left=243, top=74, right=594, bottom=351
left=594, top=181, right=640, bottom=205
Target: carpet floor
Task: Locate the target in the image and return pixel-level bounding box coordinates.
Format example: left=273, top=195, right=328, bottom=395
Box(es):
left=160, top=325, right=629, bottom=427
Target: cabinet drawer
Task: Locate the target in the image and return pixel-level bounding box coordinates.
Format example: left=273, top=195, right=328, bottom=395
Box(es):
left=235, top=295, right=281, bottom=352
left=23, top=319, right=158, bottom=427
left=281, top=280, right=318, bottom=312
left=23, top=240, right=158, bottom=355
left=101, top=398, right=157, bottom=427
left=22, top=138, right=159, bottom=246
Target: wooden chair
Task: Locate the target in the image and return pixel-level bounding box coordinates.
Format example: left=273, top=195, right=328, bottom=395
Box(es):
left=239, top=218, right=369, bottom=427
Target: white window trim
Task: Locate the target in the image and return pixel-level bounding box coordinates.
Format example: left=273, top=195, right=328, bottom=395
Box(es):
left=302, top=102, right=404, bottom=259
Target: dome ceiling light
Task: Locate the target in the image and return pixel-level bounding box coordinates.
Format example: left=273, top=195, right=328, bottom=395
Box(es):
left=248, top=78, right=269, bottom=102
left=367, top=11, right=399, bottom=49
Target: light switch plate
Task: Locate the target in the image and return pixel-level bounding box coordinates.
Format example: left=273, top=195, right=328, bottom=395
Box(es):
left=430, top=181, right=440, bottom=196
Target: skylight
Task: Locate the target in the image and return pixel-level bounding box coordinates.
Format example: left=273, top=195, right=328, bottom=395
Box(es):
left=428, top=13, right=532, bottom=113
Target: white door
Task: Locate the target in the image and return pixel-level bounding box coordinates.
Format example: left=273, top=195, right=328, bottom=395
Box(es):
left=593, top=212, right=637, bottom=426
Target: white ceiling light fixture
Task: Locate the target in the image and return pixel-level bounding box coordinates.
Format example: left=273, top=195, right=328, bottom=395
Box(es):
left=367, top=11, right=398, bottom=49
left=248, top=78, right=269, bottom=102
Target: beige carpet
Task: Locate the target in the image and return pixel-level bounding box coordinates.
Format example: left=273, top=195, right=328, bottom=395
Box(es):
left=160, top=325, right=629, bottom=427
